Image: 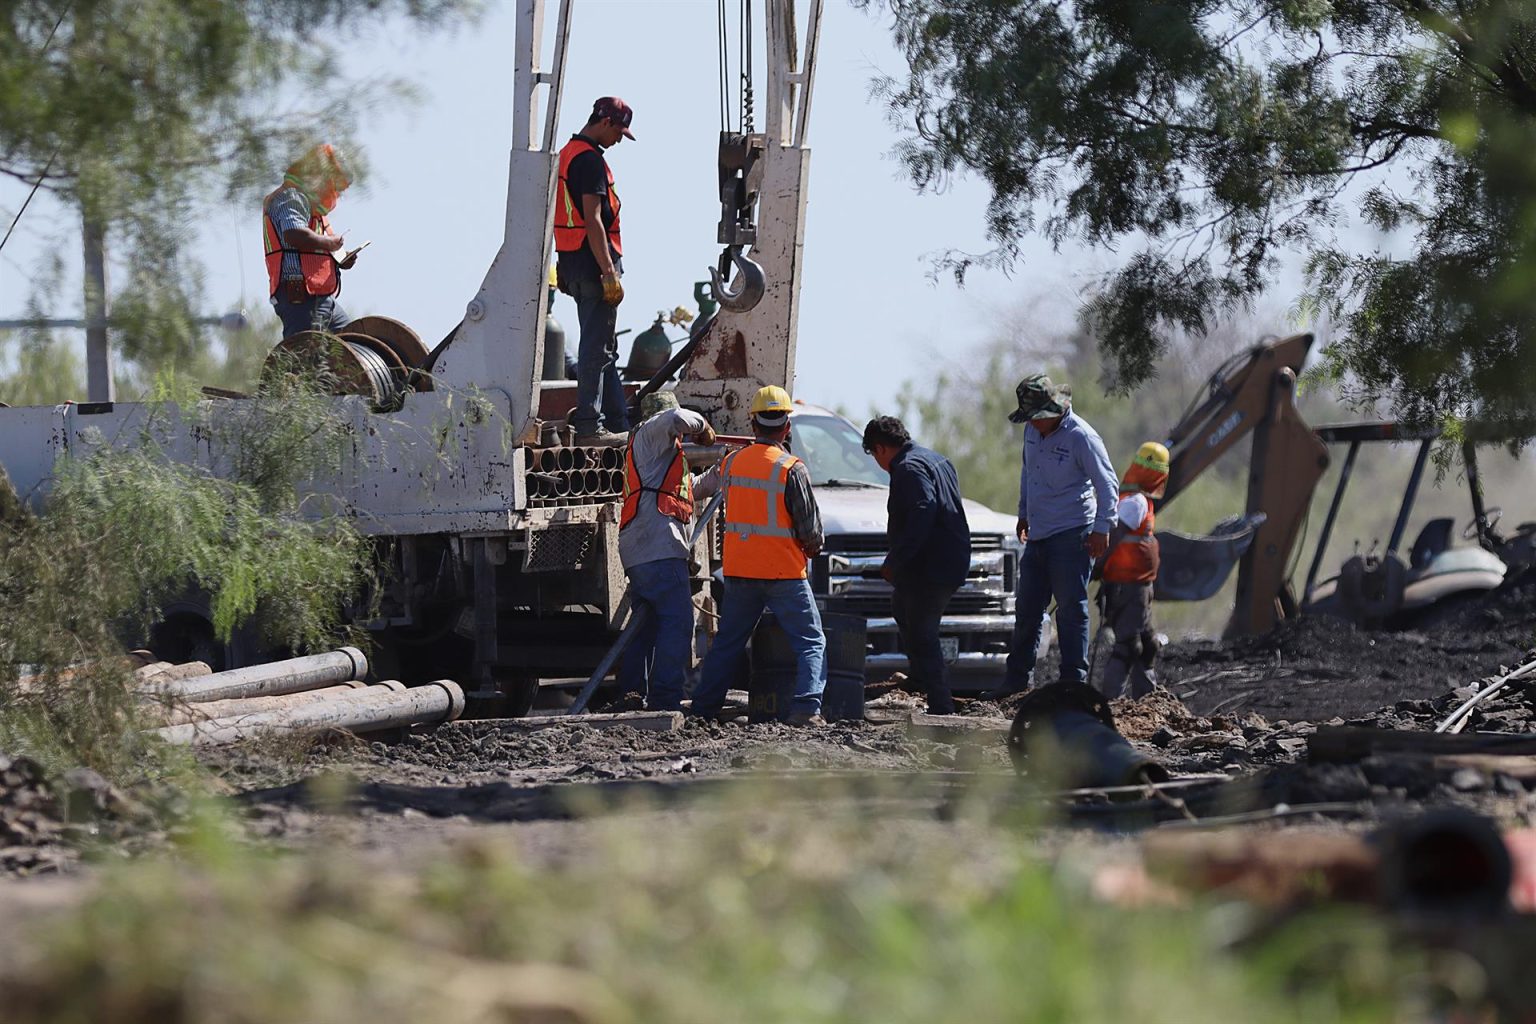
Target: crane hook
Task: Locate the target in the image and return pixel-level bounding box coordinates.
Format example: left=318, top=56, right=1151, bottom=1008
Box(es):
left=709, top=246, right=766, bottom=312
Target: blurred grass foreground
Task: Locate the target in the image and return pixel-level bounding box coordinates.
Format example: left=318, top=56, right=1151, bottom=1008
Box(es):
left=0, top=781, right=1406, bottom=1024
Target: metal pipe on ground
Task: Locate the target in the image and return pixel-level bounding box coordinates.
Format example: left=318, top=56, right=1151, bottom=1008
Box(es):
left=146, top=647, right=368, bottom=703
left=1008, top=682, right=1169, bottom=788
left=160, top=681, right=367, bottom=726
left=553, top=474, right=571, bottom=496
left=556, top=448, right=575, bottom=471
left=538, top=449, right=558, bottom=472
left=601, top=447, right=621, bottom=470
left=583, top=469, right=602, bottom=494
left=154, top=680, right=465, bottom=747
left=568, top=471, right=587, bottom=496
left=133, top=660, right=213, bottom=683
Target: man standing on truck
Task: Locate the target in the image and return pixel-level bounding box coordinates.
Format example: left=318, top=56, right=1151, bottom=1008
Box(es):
left=263, top=143, right=359, bottom=338
left=689, top=386, right=827, bottom=726
left=862, top=415, right=971, bottom=716
left=618, top=391, right=716, bottom=712
left=555, top=97, right=635, bottom=446
left=1098, top=441, right=1169, bottom=699
left=993, top=373, right=1118, bottom=697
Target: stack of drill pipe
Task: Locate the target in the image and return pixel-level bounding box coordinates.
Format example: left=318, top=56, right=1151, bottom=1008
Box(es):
left=154, top=679, right=465, bottom=748
left=141, top=647, right=368, bottom=703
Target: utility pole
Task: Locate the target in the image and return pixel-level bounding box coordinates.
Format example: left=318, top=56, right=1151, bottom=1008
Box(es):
left=81, top=212, right=114, bottom=402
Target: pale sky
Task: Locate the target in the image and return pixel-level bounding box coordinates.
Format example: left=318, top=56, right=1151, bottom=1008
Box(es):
left=1, top=0, right=1092, bottom=413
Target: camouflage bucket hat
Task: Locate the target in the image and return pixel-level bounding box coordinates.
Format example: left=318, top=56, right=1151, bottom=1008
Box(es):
left=1008, top=373, right=1071, bottom=424
left=639, top=390, right=680, bottom=420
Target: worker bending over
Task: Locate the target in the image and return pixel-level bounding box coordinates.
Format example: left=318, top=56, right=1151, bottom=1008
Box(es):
left=862, top=415, right=971, bottom=716
left=690, top=387, right=827, bottom=726
left=262, top=143, right=359, bottom=338
left=618, top=391, right=716, bottom=712
left=555, top=96, right=635, bottom=446
left=994, top=373, right=1118, bottom=697
left=1099, top=442, right=1169, bottom=699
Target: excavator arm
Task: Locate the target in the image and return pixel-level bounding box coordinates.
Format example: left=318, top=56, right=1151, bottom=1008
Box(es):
left=1159, top=333, right=1330, bottom=635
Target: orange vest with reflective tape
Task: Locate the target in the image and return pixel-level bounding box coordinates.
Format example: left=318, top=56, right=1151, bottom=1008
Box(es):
left=621, top=438, right=693, bottom=530
left=1102, top=489, right=1160, bottom=584
left=263, top=188, right=339, bottom=299
left=555, top=137, right=623, bottom=256
left=721, top=443, right=807, bottom=580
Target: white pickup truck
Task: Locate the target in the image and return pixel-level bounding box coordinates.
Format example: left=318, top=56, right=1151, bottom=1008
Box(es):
left=789, top=403, right=1023, bottom=688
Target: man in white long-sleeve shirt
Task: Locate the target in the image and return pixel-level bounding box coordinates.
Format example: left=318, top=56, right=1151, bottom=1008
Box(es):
left=997, top=373, right=1119, bottom=696
left=617, top=391, right=714, bottom=711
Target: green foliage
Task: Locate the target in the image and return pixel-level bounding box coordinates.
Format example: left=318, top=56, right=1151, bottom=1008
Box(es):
left=0, top=792, right=1414, bottom=1022
left=0, top=328, right=84, bottom=405
left=861, top=0, right=1536, bottom=423
left=0, top=371, right=371, bottom=778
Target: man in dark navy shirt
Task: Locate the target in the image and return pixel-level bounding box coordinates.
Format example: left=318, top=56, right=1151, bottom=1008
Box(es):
left=864, top=416, right=971, bottom=714
left=554, top=97, right=635, bottom=444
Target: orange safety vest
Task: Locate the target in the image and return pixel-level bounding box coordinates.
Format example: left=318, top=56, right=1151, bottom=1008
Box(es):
left=1102, top=489, right=1160, bottom=584
left=720, top=443, right=807, bottom=580
left=621, top=438, right=694, bottom=530
left=263, top=188, right=339, bottom=298
left=554, top=137, right=623, bottom=256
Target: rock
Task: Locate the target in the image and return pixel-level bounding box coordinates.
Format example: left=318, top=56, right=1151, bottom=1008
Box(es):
left=1450, top=767, right=1488, bottom=793
left=1149, top=726, right=1180, bottom=748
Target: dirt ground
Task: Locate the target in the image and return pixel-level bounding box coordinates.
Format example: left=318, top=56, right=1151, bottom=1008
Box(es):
left=6, top=582, right=1536, bottom=890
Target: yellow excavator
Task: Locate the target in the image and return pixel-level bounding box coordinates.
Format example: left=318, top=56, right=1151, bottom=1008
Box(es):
left=1153, top=333, right=1531, bottom=635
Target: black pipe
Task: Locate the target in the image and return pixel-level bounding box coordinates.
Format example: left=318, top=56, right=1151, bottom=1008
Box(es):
left=1374, top=809, right=1512, bottom=917
left=1464, top=439, right=1495, bottom=551
left=1387, top=439, right=1432, bottom=557
left=1304, top=439, right=1361, bottom=602
left=1007, top=682, right=1169, bottom=788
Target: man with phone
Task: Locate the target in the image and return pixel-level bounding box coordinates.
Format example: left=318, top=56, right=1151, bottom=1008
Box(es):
left=262, top=143, right=362, bottom=338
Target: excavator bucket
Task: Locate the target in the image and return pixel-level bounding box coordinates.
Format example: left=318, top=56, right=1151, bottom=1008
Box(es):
left=1154, top=513, right=1268, bottom=602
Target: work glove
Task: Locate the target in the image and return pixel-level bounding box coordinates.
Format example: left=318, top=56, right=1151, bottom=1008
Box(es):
left=601, top=270, right=625, bottom=307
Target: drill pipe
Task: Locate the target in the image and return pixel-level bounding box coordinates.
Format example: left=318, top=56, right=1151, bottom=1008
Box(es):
left=153, top=679, right=465, bottom=748
left=1008, top=682, right=1169, bottom=788
left=160, top=681, right=368, bottom=726
left=146, top=647, right=368, bottom=703
left=602, top=447, right=622, bottom=470
left=583, top=469, right=602, bottom=494
left=567, top=471, right=586, bottom=496
left=556, top=448, right=575, bottom=472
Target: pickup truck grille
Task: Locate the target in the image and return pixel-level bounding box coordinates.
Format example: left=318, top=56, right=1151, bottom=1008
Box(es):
left=814, top=533, right=1014, bottom=617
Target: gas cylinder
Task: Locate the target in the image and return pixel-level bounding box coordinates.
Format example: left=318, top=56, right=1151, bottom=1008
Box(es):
left=624, top=312, right=673, bottom=381
left=542, top=280, right=569, bottom=381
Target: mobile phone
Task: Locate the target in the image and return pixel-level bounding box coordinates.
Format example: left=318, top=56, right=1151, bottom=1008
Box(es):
left=341, top=240, right=372, bottom=262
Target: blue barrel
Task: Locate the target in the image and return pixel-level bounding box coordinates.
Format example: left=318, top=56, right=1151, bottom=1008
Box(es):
left=748, top=612, right=867, bottom=722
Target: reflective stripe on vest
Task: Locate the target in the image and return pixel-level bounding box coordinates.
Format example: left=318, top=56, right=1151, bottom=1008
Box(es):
left=1102, top=489, right=1160, bottom=584
left=620, top=437, right=694, bottom=530
left=263, top=188, right=339, bottom=299
left=554, top=137, right=623, bottom=256
left=721, top=443, right=806, bottom=579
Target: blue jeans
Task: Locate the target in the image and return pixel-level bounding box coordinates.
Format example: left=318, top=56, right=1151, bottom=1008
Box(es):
left=570, top=275, right=628, bottom=434
left=271, top=292, right=350, bottom=338
left=619, top=558, right=695, bottom=711
left=1006, top=527, right=1092, bottom=690
left=892, top=580, right=958, bottom=713
left=692, top=577, right=826, bottom=718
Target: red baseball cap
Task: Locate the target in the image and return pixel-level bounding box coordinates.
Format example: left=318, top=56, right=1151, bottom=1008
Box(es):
left=592, top=96, right=636, bottom=140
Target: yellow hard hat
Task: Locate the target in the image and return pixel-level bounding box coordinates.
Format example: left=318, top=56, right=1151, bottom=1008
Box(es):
left=750, top=385, right=793, bottom=416
left=1133, top=441, right=1169, bottom=474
